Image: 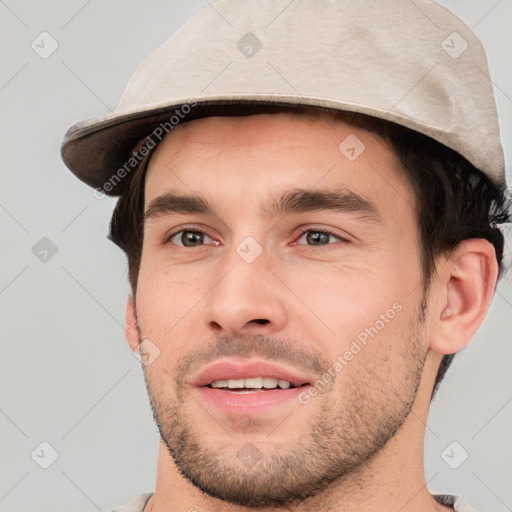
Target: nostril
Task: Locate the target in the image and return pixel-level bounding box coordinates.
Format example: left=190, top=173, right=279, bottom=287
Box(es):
left=252, top=319, right=269, bottom=325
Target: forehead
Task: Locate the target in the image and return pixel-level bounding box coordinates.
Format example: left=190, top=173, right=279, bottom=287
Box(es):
left=142, top=113, right=416, bottom=221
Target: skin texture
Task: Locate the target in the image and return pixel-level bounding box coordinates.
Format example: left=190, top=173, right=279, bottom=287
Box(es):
left=125, top=113, right=498, bottom=512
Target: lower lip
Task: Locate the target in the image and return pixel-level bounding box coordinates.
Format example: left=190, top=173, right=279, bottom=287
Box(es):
left=194, top=386, right=306, bottom=415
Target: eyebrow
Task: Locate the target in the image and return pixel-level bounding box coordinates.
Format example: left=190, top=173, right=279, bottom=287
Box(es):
left=144, top=188, right=382, bottom=223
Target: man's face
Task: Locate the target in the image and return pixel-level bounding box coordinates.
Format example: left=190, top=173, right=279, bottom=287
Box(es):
left=134, top=113, right=431, bottom=508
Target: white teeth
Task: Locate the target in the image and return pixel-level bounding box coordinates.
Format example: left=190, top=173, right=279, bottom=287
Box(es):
left=209, top=377, right=294, bottom=390
left=262, top=377, right=278, bottom=388
left=244, top=377, right=263, bottom=388
left=227, top=379, right=244, bottom=389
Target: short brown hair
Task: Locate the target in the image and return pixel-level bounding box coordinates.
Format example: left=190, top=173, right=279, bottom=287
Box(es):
left=108, top=104, right=511, bottom=395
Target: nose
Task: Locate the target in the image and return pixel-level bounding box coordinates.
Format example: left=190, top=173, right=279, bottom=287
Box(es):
left=204, top=245, right=288, bottom=336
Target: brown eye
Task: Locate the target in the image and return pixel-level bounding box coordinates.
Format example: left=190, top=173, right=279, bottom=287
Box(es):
left=169, top=230, right=214, bottom=247
left=297, top=230, right=343, bottom=246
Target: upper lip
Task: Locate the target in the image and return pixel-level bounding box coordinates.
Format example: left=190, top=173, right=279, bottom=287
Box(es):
left=190, top=359, right=314, bottom=388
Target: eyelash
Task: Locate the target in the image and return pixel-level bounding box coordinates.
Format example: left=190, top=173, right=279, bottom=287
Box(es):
left=164, top=224, right=349, bottom=248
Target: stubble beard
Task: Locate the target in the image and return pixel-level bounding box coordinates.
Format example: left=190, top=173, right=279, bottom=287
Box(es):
left=140, top=313, right=427, bottom=509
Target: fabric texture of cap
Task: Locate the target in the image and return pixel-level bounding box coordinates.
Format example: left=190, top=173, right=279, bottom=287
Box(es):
left=61, top=0, right=506, bottom=196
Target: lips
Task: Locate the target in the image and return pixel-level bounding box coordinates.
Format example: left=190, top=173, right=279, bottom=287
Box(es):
left=189, top=359, right=316, bottom=415
left=190, top=359, right=313, bottom=389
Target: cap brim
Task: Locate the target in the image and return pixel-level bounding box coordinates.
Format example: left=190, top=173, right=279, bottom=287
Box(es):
left=61, top=94, right=455, bottom=197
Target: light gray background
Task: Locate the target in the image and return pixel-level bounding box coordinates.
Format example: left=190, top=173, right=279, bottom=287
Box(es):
left=1, top=1, right=511, bottom=511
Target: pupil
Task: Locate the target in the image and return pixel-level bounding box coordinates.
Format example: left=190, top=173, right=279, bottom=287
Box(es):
left=307, top=231, right=329, bottom=245
left=183, top=231, right=203, bottom=246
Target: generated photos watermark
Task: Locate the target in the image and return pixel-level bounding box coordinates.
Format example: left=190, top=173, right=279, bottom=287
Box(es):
left=298, top=301, right=403, bottom=404
left=93, top=98, right=198, bottom=199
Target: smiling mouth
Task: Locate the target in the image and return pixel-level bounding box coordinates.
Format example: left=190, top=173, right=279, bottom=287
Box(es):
left=193, top=363, right=314, bottom=414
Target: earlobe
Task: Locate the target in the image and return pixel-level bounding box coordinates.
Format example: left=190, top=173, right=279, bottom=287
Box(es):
left=431, top=239, right=498, bottom=355
left=125, top=295, right=140, bottom=351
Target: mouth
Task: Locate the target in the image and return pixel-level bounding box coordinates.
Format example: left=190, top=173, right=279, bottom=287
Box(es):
left=190, top=359, right=314, bottom=415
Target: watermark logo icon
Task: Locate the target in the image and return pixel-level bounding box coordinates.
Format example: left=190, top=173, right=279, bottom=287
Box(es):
left=237, top=32, right=262, bottom=58
left=237, top=442, right=263, bottom=468
left=441, top=441, right=469, bottom=469
left=338, top=134, right=366, bottom=161
left=31, top=32, right=59, bottom=59
left=236, top=236, right=263, bottom=263
left=441, top=32, right=468, bottom=59
left=32, top=237, right=58, bottom=263
left=133, top=339, right=161, bottom=366
left=31, top=441, right=59, bottom=469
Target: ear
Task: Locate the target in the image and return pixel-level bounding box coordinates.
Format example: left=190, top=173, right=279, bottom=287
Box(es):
left=430, top=239, right=498, bottom=355
left=125, top=294, right=140, bottom=351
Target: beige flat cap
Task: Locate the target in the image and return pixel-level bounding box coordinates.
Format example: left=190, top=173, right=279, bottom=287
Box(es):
left=61, top=0, right=506, bottom=196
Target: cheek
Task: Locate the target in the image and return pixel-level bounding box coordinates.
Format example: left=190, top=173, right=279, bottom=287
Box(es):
left=284, top=256, right=422, bottom=370
left=327, top=308, right=422, bottom=403
left=286, top=257, right=408, bottom=325
left=135, top=260, right=207, bottom=360
left=138, top=247, right=207, bottom=311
